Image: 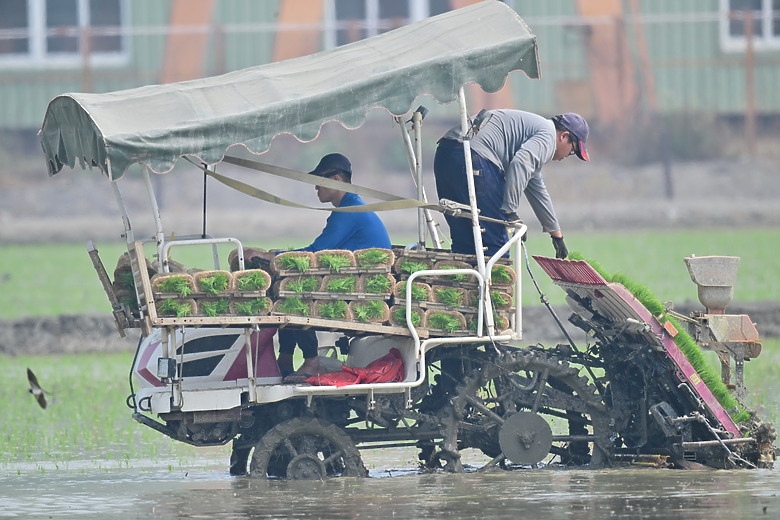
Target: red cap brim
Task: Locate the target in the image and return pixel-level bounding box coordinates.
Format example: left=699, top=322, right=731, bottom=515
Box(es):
left=576, top=139, right=589, bottom=162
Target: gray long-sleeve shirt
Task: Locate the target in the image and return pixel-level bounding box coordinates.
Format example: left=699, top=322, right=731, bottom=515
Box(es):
left=442, top=109, right=560, bottom=233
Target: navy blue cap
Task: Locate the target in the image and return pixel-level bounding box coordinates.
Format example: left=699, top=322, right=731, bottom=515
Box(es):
left=552, top=113, right=590, bottom=161
left=309, top=153, right=352, bottom=178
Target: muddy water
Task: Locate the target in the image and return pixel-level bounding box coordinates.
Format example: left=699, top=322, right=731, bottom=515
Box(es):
left=1, top=449, right=778, bottom=519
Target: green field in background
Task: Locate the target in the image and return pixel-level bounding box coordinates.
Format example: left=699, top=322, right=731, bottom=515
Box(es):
left=0, top=228, right=778, bottom=319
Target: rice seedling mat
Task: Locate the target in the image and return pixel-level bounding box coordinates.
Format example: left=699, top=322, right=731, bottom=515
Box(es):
left=228, top=296, right=273, bottom=316
left=133, top=241, right=494, bottom=339
left=423, top=309, right=471, bottom=337
left=389, top=305, right=427, bottom=329
left=462, top=309, right=512, bottom=330
left=232, top=269, right=272, bottom=294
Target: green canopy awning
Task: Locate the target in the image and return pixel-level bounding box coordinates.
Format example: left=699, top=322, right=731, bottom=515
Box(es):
left=40, top=0, right=539, bottom=180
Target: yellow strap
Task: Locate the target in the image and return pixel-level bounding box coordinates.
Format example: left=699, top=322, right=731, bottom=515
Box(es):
left=187, top=156, right=441, bottom=213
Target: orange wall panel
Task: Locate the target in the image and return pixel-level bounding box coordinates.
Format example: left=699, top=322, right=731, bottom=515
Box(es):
left=160, top=0, right=215, bottom=83
left=273, top=0, right=325, bottom=61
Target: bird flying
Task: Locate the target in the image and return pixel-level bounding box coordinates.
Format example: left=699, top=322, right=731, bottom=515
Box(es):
left=27, top=368, right=48, bottom=409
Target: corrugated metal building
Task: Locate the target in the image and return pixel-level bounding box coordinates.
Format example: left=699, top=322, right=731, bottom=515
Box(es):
left=1, top=0, right=778, bottom=131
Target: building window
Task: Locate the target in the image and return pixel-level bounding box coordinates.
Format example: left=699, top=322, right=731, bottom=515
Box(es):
left=324, top=0, right=451, bottom=48
left=0, top=0, right=127, bottom=66
left=721, top=0, right=780, bottom=50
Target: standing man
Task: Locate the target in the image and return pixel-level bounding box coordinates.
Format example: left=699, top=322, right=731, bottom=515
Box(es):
left=275, top=153, right=391, bottom=381
left=433, top=110, right=589, bottom=258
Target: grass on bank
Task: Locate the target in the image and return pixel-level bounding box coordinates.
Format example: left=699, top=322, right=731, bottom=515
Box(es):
left=1, top=228, right=778, bottom=319
left=0, top=351, right=218, bottom=470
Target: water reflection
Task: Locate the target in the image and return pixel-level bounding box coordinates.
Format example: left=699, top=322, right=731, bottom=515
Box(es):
left=1, top=454, right=778, bottom=519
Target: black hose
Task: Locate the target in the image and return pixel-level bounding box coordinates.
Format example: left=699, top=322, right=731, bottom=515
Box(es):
left=126, top=333, right=144, bottom=412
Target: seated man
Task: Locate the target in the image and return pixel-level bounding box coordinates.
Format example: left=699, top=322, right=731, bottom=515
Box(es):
left=272, top=153, right=392, bottom=382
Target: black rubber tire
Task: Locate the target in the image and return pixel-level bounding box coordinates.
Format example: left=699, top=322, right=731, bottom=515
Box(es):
left=249, top=417, right=367, bottom=479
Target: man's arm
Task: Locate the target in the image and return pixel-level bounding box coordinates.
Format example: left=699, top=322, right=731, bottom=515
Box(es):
left=499, top=133, right=551, bottom=218
left=525, top=173, right=567, bottom=257
left=523, top=175, right=561, bottom=234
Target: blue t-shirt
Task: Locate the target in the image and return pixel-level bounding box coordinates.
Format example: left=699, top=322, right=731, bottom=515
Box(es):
left=299, top=192, right=391, bottom=252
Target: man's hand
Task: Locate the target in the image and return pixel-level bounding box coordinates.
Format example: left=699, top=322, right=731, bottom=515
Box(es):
left=502, top=211, right=523, bottom=228
left=551, top=236, right=568, bottom=259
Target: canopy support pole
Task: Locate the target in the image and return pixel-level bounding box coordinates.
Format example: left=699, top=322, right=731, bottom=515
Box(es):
left=413, top=110, right=426, bottom=248
left=396, top=113, right=441, bottom=248
left=142, top=165, right=167, bottom=272
left=110, top=176, right=134, bottom=247
left=413, top=109, right=442, bottom=248
left=458, top=87, right=495, bottom=336
left=201, top=163, right=208, bottom=239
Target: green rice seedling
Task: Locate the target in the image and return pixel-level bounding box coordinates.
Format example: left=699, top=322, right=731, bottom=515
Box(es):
left=435, top=287, right=464, bottom=307
left=278, top=255, right=310, bottom=272
left=428, top=312, right=461, bottom=332
left=399, top=260, right=429, bottom=275
left=277, top=297, right=310, bottom=316
left=326, top=276, right=357, bottom=293
left=611, top=272, right=746, bottom=420
left=438, top=265, right=467, bottom=282
left=157, top=276, right=193, bottom=297
left=318, top=253, right=352, bottom=272
left=115, top=270, right=135, bottom=291
left=356, top=249, right=389, bottom=267
left=491, top=291, right=510, bottom=308
left=200, top=298, right=230, bottom=317
left=567, top=252, right=611, bottom=281
left=353, top=301, right=386, bottom=322
left=468, top=312, right=508, bottom=331
left=491, top=265, right=513, bottom=284
left=234, top=297, right=271, bottom=315
left=157, top=299, right=192, bottom=317
left=285, top=276, right=319, bottom=293
left=398, top=283, right=429, bottom=302
left=197, top=272, right=230, bottom=295
left=318, top=300, right=348, bottom=319
left=365, top=274, right=392, bottom=294
left=236, top=271, right=270, bottom=291
left=392, top=306, right=422, bottom=327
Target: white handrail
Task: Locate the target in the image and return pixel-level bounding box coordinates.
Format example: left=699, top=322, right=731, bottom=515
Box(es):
left=160, top=237, right=244, bottom=271
left=405, top=268, right=485, bottom=342
left=485, top=224, right=527, bottom=338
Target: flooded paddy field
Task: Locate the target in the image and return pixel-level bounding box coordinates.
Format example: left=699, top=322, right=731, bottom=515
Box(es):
left=2, top=449, right=778, bottom=520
